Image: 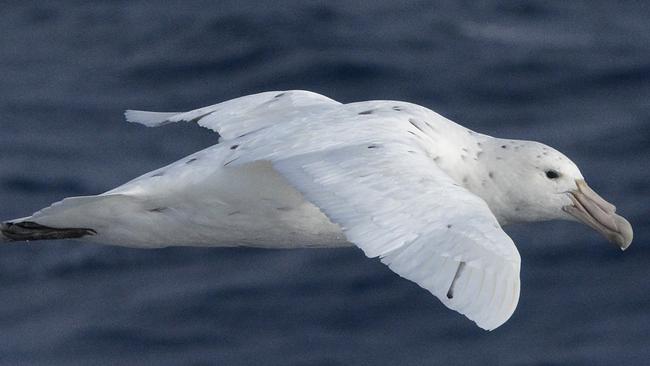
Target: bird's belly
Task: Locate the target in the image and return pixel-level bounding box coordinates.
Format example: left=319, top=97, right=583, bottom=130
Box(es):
left=105, top=160, right=350, bottom=248
left=182, top=161, right=349, bottom=248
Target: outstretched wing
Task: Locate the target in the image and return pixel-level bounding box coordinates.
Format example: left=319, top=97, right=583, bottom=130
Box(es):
left=125, top=90, right=340, bottom=140
left=273, top=143, right=521, bottom=330
left=126, top=91, right=520, bottom=329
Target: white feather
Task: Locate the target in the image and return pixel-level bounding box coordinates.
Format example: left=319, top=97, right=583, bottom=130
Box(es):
left=9, top=90, right=530, bottom=329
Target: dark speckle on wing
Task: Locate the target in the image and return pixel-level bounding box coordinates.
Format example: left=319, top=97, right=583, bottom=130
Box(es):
left=409, top=118, right=425, bottom=132
left=223, top=157, right=239, bottom=166
left=148, top=207, right=167, bottom=213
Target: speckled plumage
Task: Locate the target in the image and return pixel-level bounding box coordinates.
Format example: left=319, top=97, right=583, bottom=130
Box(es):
left=2, top=90, right=632, bottom=330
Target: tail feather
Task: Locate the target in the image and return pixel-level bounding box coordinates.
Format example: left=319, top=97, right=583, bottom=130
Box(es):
left=1, top=221, right=96, bottom=242
left=3, top=194, right=138, bottom=243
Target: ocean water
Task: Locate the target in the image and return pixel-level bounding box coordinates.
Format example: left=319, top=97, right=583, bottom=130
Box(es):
left=0, top=1, right=649, bottom=365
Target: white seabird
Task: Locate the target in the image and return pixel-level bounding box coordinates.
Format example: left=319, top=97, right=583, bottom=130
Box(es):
left=0, top=90, right=633, bottom=330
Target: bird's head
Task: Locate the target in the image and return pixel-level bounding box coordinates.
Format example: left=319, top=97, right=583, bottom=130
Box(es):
left=483, top=139, right=633, bottom=250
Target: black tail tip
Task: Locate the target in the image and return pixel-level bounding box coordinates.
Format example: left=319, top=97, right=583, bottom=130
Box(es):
left=1, top=221, right=96, bottom=242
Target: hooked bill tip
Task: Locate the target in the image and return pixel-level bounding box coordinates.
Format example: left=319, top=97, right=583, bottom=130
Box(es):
left=614, top=216, right=633, bottom=251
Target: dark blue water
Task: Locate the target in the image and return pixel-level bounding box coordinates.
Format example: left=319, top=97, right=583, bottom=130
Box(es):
left=1, top=1, right=649, bottom=365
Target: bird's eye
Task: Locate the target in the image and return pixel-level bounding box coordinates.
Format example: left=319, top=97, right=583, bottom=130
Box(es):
left=545, top=170, right=560, bottom=179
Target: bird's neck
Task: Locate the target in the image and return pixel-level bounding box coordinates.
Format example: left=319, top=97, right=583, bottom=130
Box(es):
left=431, top=134, right=520, bottom=225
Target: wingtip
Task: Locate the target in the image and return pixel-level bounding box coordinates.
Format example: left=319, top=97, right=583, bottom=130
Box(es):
left=476, top=318, right=505, bottom=331
left=474, top=311, right=510, bottom=331
left=124, top=110, right=177, bottom=127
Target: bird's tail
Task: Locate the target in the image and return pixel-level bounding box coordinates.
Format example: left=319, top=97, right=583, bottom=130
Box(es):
left=1, top=194, right=135, bottom=243
left=1, top=221, right=96, bottom=242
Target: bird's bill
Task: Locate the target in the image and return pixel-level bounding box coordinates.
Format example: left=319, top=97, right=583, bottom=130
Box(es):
left=563, top=179, right=633, bottom=250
